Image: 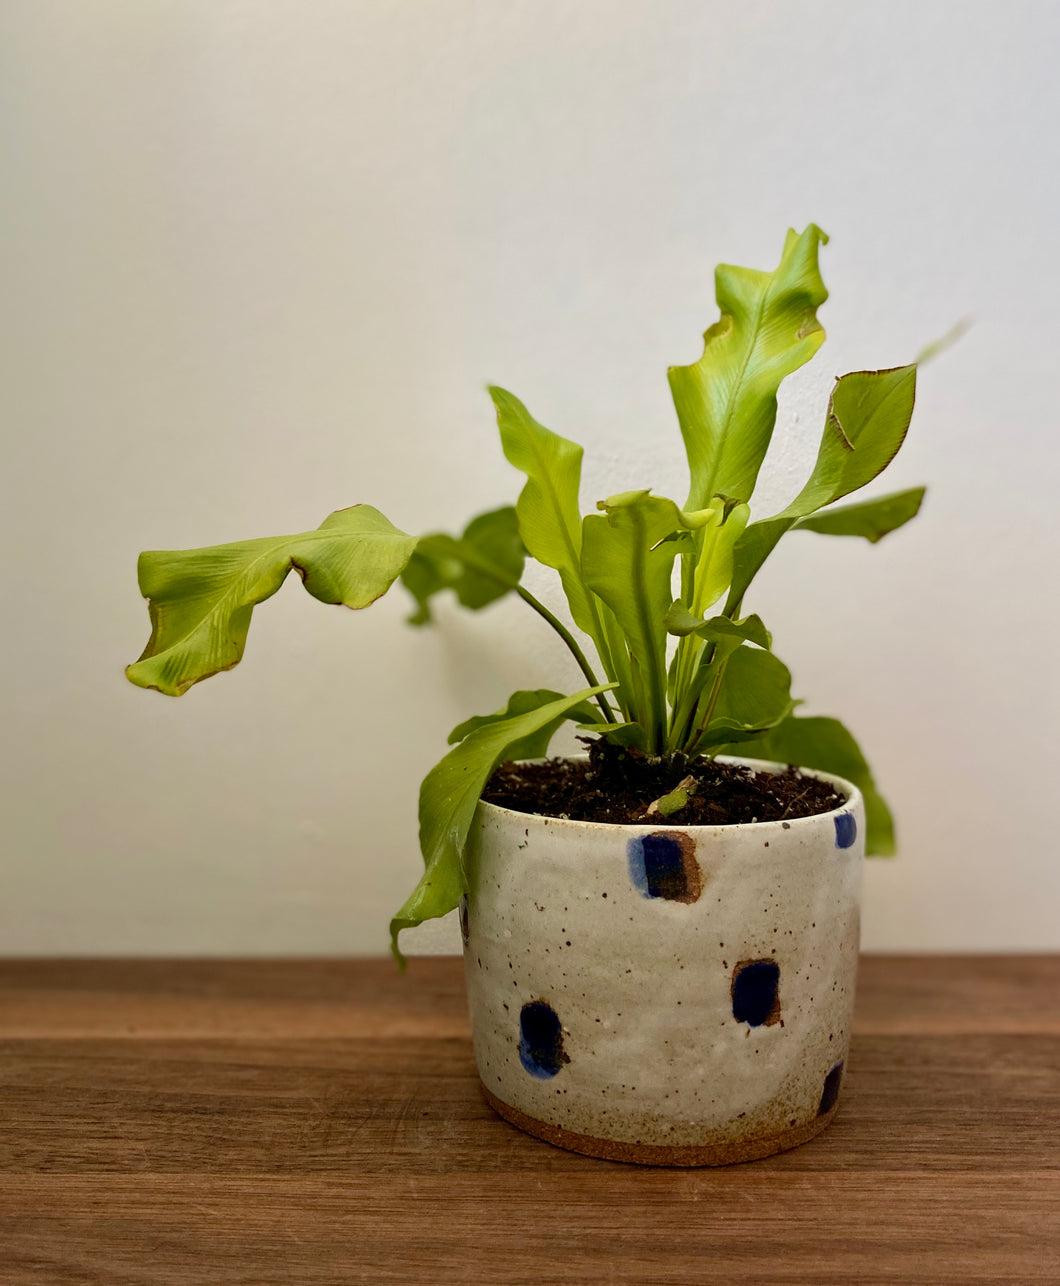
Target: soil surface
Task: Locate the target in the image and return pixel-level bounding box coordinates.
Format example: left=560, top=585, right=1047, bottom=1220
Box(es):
left=482, top=738, right=844, bottom=827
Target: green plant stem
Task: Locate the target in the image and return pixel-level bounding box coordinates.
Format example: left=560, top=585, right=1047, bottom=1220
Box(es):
left=673, top=585, right=746, bottom=752
left=515, top=586, right=616, bottom=724
left=438, top=540, right=615, bottom=726
left=585, top=596, right=619, bottom=692
left=595, top=606, right=634, bottom=722
left=668, top=529, right=728, bottom=752
left=668, top=634, right=701, bottom=745
left=687, top=654, right=728, bottom=751
left=668, top=641, right=710, bottom=753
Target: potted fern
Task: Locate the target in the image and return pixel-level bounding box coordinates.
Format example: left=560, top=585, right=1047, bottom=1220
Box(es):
left=127, top=225, right=923, bottom=1164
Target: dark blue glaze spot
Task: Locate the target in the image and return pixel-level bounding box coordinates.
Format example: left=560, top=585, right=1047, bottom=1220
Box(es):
left=834, top=813, right=857, bottom=849
left=818, top=1060, right=844, bottom=1115
left=628, top=832, right=701, bottom=903
left=732, top=960, right=781, bottom=1027
left=458, top=895, right=470, bottom=946
left=519, top=1000, right=568, bottom=1078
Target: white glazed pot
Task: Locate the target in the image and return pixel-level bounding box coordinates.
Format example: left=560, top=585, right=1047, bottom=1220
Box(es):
left=460, top=757, right=864, bottom=1165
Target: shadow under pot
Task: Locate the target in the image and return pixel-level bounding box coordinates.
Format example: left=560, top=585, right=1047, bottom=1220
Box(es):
left=460, top=756, right=863, bottom=1166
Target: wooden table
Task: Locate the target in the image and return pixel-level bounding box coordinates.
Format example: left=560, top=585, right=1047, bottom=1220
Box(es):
left=0, top=957, right=1057, bottom=1284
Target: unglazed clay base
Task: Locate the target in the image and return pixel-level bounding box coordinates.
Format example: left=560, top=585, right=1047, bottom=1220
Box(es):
left=482, top=1082, right=840, bottom=1166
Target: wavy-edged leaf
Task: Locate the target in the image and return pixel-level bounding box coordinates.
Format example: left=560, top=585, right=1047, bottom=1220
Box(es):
left=401, top=506, right=524, bottom=625
left=664, top=602, right=710, bottom=637
left=665, top=604, right=771, bottom=650
left=670, top=225, right=829, bottom=511
left=718, top=714, right=894, bottom=855
left=448, top=688, right=598, bottom=752
left=694, top=646, right=795, bottom=750
left=795, top=486, right=925, bottom=544
left=490, top=386, right=596, bottom=636
left=705, top=615, right=772, bottom=651
left=390, top=684, right=615, bottom=963
left=127, top=505, right=416, bottom=696
left=726, top=365, right=918, bottom=612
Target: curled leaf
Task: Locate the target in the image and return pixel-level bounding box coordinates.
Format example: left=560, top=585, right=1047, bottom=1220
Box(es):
left=127, top=505, right=416, bottom=696
left=665, top=606, right=771, bottom=650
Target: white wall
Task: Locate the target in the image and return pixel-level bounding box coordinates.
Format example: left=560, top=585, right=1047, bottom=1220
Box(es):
left=2, top=0, right=1057, bottom=955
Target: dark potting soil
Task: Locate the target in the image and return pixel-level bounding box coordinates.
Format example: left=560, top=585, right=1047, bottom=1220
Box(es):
left=481, top=738, right=844, bottom=827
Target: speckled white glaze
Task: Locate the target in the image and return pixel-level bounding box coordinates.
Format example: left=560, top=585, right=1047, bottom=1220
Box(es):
left=461, top=757, right=864, bottom=1164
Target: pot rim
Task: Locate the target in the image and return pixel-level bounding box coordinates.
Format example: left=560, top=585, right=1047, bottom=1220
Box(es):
left=476, top=753, right=862, bottom=837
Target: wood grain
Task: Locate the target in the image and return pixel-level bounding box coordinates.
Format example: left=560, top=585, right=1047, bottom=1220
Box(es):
left=0, top=956, right=1057, bottom=1284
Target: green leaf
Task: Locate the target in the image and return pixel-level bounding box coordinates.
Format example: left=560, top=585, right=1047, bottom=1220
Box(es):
left=487, top=388, right=639, bottom=713
left=718, top=715, right=895, bottom=855
left=581, top=492, right=685, bottom=751
left=789, top=365, right=919, bottom=513
left=795, top=486, right=925, bottom=543
left=726, top=365, right=918, bottom=612
left=707, top=614, right=772, bottom=651
left=914, top=318, right=970, bottom=366
left=576, top=720, right=646, bottom=749
left=454, top=507, right=525, bottom=606
left=651, top=528, right=693, bottom=548
left=695, top=646, right=796, bottom=750
left=490, top=386, right=596, bottom=637
left=670, top=611, right=772, bottom=728
left=664, top=602, right=708, bottom=636
left=656, top=782, right=694, bottom=818
left=667, top=498, right=752, bottom=742
left=448, top=688, right=598, bottom=752
left=390, top=684, right=615, bottom=963
left=687, top=500, right=750, bottom=616
left=400, top=541, right=461, bottom=627
left=669, top=225, right=829, bottom=511
left=127, top=505, right=417, bottom=696
left=401, top=506, right=525, bottom=625
left=665, top=605, right=771, bottom=650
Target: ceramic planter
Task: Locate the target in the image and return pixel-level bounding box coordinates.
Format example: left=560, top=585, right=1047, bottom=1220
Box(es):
left=460, top=757, right=864, bottom=1166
